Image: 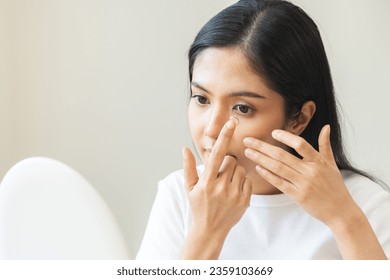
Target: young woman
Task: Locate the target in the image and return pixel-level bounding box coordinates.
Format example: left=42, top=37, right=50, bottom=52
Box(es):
left=136, top=0, right=390, bottom=259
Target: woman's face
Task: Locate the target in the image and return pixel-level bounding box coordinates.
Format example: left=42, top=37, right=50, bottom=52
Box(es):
left=188, top=47, right=290, bottom=194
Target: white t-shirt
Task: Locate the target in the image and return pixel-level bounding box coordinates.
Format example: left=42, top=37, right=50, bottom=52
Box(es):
left=136, top=167, right=390, bottom=259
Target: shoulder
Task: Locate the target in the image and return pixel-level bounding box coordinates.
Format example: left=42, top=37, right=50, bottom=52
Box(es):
left=342, top=170, right=388, bottom=195
left=159, top=169, right=185, bottom=190
left=342, top=170, right=390, bottom=255
left=341, top=169, right=390, bottom=210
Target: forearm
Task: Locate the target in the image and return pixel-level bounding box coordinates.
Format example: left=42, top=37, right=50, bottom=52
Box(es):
left=180, top=227, right=228, bottom=260
left=329, top=204, right=387, bottom=260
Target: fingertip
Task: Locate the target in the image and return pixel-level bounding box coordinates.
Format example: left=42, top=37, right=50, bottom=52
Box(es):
left=226, top=120, right=235, bottom=130
left=183, top=146, right=196, bottom=162
left=323, top=124, right=330, bottom=133
left=182, top=147, right=188, bottom=161
left=243, top=137, right=253, bottom=146
left=225, top=116, right=238, bottom=130
left=182, top=147, right=198, bottom=190
left=255, top=165, right=266, bottom=175
left=230, top=116, right=239, bottom=126
left=318, top=124, right=336, bottom=162
left=271, top=129, right=281, bottom=139
left=319, top=124, right=331, bottom=141
left=326, top=124, right=331, bottom=136
left=183, top=147, right=195, bottom=167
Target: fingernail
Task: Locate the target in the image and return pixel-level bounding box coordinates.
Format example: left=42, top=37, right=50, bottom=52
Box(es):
left=230, top=116, right=239, bottom=125
left=256, top=165, right=266, bottom=175
left=245, top=148, right=254, bottom=157
left=243, top=137, right=253, bottom=146
left=182, top=147, right=188, bottom=159
left=272, top=130, right=280, bottom=138
left=326, top=124, right=331, bottom=134
left=226, top=120, right=235, bottom=129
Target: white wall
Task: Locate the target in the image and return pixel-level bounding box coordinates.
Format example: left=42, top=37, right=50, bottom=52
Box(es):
left=0, top=0, right=11, bottom=175
left=1, top=0, right=389, bottom=257
left=296, top=0, right=390, bottom=182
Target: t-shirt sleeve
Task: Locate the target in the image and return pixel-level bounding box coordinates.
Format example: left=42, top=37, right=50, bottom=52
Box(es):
left=346, top=173, right=390, bottom=258
left=136, top=170, right=189, bottom=260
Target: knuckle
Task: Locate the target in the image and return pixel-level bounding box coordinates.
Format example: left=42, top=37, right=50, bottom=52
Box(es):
left=252, top=152, right=263, bottom=164
left=213, top=186, right=224, bottom=197
left=295, top=138, right=306, bottom=150
left=307, top=165, right=320, bottom=178
left=273, top=148, right=285, bottom=159
left=270, top=161, right=282, bottom=173
left=213, top=149, right=224, bottom=159
left=225, top=154, right=236, bottom=161
left=203, top=177, right=214, bottom=189
left=224, top=155, right=237, bottom=166
left=319, top=158, right=328, bottom=168
left=235, top=165, right=246, bottom=176
left=250, top=139, right=261, bottom=150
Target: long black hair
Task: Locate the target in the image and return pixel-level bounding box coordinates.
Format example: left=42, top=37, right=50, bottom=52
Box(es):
left=188, top=0, right=375, bottom=180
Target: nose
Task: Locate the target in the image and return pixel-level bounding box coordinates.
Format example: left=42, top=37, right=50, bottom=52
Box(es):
left=205, top=108, right=229, bottom=140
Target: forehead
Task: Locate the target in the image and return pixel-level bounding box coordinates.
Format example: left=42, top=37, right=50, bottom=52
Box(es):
left=192, top=47, right=275, bottom=96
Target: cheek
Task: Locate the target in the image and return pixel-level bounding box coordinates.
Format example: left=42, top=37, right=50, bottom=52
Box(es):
left=236, top=112, right=287, bottom=144
left=188, top=106, right=203, bottom=147
left=234, top=121, right=275, bottom=146
left=230, top=119, right=286, bottom=162
left=188, top=105, right=197, bottom=133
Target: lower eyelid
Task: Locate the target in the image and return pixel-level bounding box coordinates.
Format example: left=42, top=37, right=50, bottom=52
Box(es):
left=234, top=105, right=256, bottom=114
left=193, top=95, right=209, bottom=105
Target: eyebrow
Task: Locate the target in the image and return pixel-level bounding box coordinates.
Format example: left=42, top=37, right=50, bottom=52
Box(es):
left=191, top=82, right=266, bottom=99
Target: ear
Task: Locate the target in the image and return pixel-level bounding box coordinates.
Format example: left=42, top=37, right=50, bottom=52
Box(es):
left=286, top=101, right=316, bottom=135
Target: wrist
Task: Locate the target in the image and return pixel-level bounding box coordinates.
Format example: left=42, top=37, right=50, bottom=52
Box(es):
left=326, top=203, right=387, bottom=259
left=191, top=219, right=231, bottom=239
left=327, top=201, right=364, bottom=234
left=180, top=224, right=230, bottom=260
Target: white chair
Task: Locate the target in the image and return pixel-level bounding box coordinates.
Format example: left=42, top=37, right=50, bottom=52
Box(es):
left=0, top=157, right=131, bottom=259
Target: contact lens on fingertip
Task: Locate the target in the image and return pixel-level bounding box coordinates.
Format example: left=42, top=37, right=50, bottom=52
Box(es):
left=230, top=116, right=240, bottom=125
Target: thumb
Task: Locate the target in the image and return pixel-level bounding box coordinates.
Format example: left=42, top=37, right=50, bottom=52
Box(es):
left=318, top=125, right=336, bottom=165
left=182, top=147, right=199, bottom=192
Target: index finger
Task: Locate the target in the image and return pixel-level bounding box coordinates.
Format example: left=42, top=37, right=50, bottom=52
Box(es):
left=205, top=117, right=238, bottom=179
left=271, top=129, right=319, bottom=161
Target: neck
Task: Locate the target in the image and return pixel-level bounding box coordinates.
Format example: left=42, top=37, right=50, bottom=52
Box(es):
left=250, top=174, right=282, bottom=195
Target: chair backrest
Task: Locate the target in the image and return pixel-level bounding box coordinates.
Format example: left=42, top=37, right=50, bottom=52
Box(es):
left=0, top=157, right=131, bottom=259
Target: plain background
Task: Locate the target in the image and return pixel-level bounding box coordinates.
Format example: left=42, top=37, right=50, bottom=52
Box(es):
left=1, top=0, right=389, bottom=258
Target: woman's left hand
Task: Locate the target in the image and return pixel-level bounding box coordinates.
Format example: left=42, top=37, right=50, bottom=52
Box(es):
left=243, top=125, right=356, bottom=227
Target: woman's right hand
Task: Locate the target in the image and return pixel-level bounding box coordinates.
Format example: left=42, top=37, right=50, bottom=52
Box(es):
left=181, top=118, right=252, bottom=259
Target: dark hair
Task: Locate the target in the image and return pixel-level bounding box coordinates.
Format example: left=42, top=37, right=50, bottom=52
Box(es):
left=188, top=0, right=375, bottom=180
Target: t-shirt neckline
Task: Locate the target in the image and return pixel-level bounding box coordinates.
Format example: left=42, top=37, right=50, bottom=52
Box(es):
left=250, top=193, right=294, bottom=207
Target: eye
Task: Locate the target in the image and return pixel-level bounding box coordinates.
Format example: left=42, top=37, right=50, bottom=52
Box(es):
left=233, top=104, right=255, bottom=115
left=191, top=95, right=209, bottom=105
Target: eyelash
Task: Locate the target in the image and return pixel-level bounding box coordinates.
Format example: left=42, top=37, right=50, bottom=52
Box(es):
left=191, top=95, right=209, bottom=105
left=233, top=104, right=256, bottom=116
left=191, top=94, right=256, bottom=116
